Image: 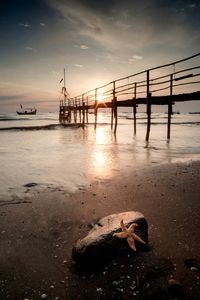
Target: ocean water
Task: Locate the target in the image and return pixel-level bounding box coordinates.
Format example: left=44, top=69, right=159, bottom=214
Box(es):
left=0, top=111, right=200, bottom=201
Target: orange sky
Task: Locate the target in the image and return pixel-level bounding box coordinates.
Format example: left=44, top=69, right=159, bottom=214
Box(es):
left=0, top=0, right=200, bottom=113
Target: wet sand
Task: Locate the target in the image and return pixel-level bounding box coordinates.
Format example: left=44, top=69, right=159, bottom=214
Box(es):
left=0, top=161, right=200, bottom=299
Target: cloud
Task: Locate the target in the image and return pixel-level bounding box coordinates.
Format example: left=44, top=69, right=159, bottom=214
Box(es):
left=24, top=47, right=34, bottom=51
left=47, top=0, right=123, bottom=48
left=19, top=23, right=31, bottom=28
left=74, top=64, right=83, bottom=68
left=80, top=44, right=89, bottom=49
left=40, top=22, right=46, bottom=26
left=47, top=0, right=200, bottom=54
left=187, top=4, right=196, bottom=8
left=133, top=55, right=143, bottom=60
left=115, top=20, right=131, bottom=30
left=128, top=55, right=143, bottom=64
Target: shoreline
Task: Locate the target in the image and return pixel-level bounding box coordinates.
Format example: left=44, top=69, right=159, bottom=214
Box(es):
left=0, top=160, right=200, bottom=299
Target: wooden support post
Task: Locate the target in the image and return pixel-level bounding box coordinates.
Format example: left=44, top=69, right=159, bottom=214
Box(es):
left=69, top=107, right=72, bottom=123
left=111, top=100, right=114, bottom=130
left=59, top=104, right=61, bottom=122
left=111, top=81, right=117, bottom=131
left=113, top=96, right=118, bottom=135
left=86, top=96, right=89, bottom=124
left=75, top=104, right=78, bottom=123
left=72, top=99, right=75, bottom=123
left=167, top=74, right=173, bottom=140
left=82, top=94, right=85, bottom=127
left=94, top=89, right=98, bottom=130
left=82, top=101, right=85, bottom=127
left=79, top=99, right=81, bottom=123
left=133, top=104, right=137, bottom=135
left=74, top=97, right=77, bottom=123
left=111, top=79, right=117, bottom=134
left=145, top=70, right=151, bottom=142
left=133, top=82, right=137, bottom=135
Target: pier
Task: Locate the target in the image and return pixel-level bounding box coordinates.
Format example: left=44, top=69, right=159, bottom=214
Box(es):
left=59, top=53, right=200, bottom=141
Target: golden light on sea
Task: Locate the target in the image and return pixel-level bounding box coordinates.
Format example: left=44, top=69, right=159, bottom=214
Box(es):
left=91, top=127, right=113, bottom=178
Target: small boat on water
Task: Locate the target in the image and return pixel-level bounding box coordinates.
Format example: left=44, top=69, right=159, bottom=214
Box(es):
left=16, top=104, right=37, bottom=115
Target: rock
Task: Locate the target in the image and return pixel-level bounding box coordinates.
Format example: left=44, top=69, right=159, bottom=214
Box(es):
left=24, top=182, right=38, bottom=188
left=72, top=211, right=148, bottom=268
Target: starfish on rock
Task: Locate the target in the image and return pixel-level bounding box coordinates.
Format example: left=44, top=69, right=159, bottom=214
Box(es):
left=113, top=220, right=146, bottom=251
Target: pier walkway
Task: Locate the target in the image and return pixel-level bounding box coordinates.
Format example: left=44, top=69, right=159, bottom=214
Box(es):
left=59, top=53, right=200, bottom=141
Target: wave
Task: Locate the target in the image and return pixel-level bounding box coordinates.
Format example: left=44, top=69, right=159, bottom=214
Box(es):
left=0, top=117, right=57, bottom=122
left=147, top=121, right=200, bottom=125
left=0, top=123, right=83, bottom=131
left=125, top=116, right=163, bottom=120
left=121, top=121, right=200, bottom=126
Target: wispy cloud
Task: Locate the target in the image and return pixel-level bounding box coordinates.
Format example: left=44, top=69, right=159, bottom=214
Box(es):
left=74, top=64, right=83, bottom=68
left=48, top=0, right=197, bottom=53
left=115, top=20, right=131, bottom=30
left=128, top=55, right=143, bottom=64
left=80, top=44, right=89, bottom=50
left=187, top=4, right=196, bottom=8
left=19, top=23, right=31, bottom=28
left=40, top=22, right=46, bottom=26
left=133, top=55, right=143, bottom=60
left=24, top=47, right=34, bottom=51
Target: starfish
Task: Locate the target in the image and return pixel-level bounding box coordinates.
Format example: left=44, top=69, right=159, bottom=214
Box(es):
left=113, top=220, right=146, bottom=251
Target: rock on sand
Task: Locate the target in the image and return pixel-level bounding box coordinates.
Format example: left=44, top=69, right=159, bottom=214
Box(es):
left=73, top=211, right=148, bottom=268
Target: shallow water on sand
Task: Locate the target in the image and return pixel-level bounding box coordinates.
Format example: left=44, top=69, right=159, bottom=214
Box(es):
left=0, top=111, right=200, bottom=200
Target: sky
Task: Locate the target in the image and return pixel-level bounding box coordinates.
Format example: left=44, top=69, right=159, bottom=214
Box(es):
left=0, top=0, right=200, bottom=113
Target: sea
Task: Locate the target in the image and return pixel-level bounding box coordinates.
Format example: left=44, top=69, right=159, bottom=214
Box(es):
left=0, top=110, right=200, bottom=201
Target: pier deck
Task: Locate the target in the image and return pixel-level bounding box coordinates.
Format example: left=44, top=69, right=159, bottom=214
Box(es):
left=59, top=53, right=200, bottom=140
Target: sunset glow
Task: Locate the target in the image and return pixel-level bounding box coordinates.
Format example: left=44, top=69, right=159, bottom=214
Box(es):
left=0, top=1, right=200, bottom=113
left=97, top=94, right=105, bottom=102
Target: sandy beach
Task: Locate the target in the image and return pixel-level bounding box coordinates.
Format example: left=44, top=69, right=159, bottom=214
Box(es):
left=0, top=160, right=200, bottom=300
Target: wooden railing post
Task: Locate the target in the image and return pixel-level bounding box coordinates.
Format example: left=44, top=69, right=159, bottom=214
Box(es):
left=94, top=89, right=98, bottom=130
left=113, top=81, right=118, bottom=134
left=145, top=70, right=151, bottom=141
left=111, top=83, right=114, bottom=130
left=73, top=98, right=75, bottom=123
left=79, top=98, right=81, bottom=123
left=82, top=94, right=85, bottom=127
left=73, top=97, right=76, bottom=123
left=167, top=74, right=173, bottom=140
left=133, top=82, right=137, bottom=135
left=86, top=96, right=89, bottom=124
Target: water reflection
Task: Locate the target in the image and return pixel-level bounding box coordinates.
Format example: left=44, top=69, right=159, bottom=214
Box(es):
left=91, top=127, right=114, bottom=179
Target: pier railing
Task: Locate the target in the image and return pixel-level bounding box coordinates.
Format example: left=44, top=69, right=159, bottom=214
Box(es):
left=59, top=53, right=200, bottom=140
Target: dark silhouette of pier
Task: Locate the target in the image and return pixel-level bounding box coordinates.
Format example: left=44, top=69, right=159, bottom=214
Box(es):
left=59, top=53, right=200, bottom=141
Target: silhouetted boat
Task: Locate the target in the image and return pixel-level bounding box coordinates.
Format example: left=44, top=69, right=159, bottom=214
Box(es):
left=16, top=104, right=37, bottom=115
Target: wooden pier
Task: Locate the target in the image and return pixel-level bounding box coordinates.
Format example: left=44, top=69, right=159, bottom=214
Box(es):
left=59, top=53, right=200, bottom=141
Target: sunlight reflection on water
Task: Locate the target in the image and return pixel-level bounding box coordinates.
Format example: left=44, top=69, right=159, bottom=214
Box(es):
left=0, top=112, right=200, bottom=200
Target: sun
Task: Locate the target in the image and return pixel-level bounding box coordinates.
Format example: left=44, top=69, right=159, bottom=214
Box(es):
left=97, top=94, right=105, bottom=102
